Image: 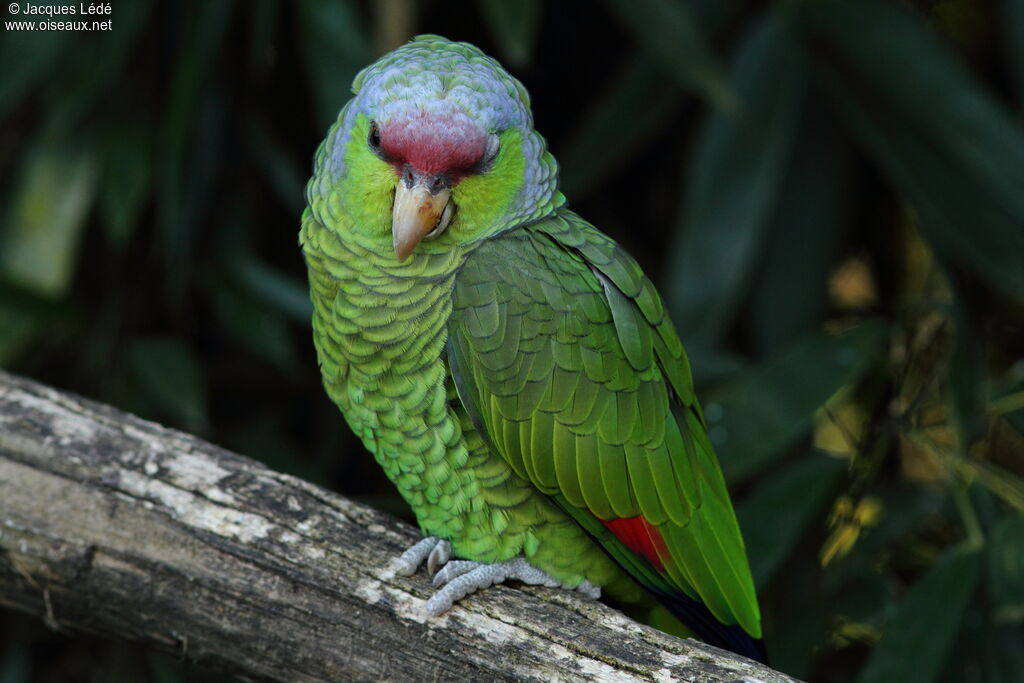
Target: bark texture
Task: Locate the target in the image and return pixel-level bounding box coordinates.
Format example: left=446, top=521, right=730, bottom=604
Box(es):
left=0, top=370, right=798, bottom=682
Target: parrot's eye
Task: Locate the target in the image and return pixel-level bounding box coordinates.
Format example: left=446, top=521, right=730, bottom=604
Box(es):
left=482, top=133, right=500, bottom=168
left=367, top=121, right=382, bottom=152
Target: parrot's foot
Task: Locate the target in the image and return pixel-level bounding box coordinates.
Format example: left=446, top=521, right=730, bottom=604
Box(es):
left=425, top=557, right=601, bottom=616
left=393, top=536, right=600, bottom=616
left=394, top=536, right=452, bottom=577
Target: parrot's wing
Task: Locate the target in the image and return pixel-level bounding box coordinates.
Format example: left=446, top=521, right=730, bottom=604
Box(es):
left=447, top=212, right=763, bottom=655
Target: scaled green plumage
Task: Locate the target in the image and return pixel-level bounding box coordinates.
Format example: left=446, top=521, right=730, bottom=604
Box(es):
left=301, top=34, right=764, bottom=660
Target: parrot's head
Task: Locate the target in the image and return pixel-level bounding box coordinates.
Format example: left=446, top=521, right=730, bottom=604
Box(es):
left=316, top=35, right=563, bottom=262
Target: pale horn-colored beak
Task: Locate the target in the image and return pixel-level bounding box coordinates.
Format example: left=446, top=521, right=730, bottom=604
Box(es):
left=392, top=180, right=453, bottom=262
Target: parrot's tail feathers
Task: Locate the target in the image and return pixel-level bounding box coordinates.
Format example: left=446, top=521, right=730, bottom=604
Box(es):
left=586, top=512, right=768, bottom=664
left=647, top=586, right=768, bottom=664
left=554, top=500, right=768, bottom=663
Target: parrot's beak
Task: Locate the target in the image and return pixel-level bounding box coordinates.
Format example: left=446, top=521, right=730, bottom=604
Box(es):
left=392, top=180, right=453, bottom=262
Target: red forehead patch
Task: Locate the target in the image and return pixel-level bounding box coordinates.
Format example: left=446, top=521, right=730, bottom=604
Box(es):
left=380, top=110, right=487, bottom=176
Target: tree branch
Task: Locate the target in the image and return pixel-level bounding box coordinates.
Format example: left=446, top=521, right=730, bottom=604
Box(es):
left=0, top=370, right=797, bottom=682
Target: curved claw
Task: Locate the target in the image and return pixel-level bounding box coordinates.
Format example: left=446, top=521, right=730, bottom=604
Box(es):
left=432, top=560, right=478, bottom=587
left=394, top=536, right=446, bottom=576
left=426, top=539, right=452, bottom=576
left=426, top=565, right=503, bottom=616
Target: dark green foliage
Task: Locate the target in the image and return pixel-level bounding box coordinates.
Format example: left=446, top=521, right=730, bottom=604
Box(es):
left=666, top=11, right=805, bottom=347
left=857, top=547, right=982, bottom=683
left=990, top=514, right=1024, bottom=622
left=477, top=0, right=541, bottom=69
left=1, top=0, right=1021, bottom=680
left=602, top=0, right=732, bottom=109
left=557, top=52, right=680, bottom=198
left=737, top=454, right=846, bottom=588
left=710, top=323, right=887, bottom=483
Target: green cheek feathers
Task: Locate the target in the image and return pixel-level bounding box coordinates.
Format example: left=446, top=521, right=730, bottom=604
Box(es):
left=340, top=114, right=397, bottom=238
left=450, top=128, right=525, bottom=242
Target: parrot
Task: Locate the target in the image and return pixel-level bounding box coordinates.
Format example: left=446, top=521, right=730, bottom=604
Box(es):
left=299, top=35, right=765, bottom=662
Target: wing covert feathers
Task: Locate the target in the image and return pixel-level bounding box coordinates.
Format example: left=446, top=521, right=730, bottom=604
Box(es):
left=447, top=212, right=762, bottom=643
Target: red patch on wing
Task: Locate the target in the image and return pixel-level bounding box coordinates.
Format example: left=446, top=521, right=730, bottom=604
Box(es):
left=600, top=516, right=669, bottom=571
left=380, top=110, right=486, bottom=176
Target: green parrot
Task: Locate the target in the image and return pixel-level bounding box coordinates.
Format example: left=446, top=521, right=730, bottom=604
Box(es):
left=300, top=35, right=764, bottom=661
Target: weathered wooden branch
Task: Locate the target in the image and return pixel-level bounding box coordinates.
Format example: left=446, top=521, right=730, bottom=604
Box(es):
left=0, top=370, right=797, bottom=682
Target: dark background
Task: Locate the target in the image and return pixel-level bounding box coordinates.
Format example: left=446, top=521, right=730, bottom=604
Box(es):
left=1, top=0, right=1023, bottom=681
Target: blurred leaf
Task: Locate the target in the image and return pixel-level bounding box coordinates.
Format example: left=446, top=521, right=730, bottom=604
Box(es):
left=297, top=0, right=369, bottom=129
left=990, top=513, right=1024, bottom=623
left=667, top=12, right=805, bottom=344
left=804, top=0, right=1024, bottom=221
left=945, top=604, right=1024, bottom=683
left=1010, top=0, right=1024, bottom=107
left=0, top=136, right=98, bottom=298
left=601, top=0, right=732, bottom=109
left=230, top=256, right=313, bottom=324
left=99, top=121, right=152, bottom=248
left=557, top=52, right=680, bottom=199
left=0, top=282, right=74, bottom=368
left=857, top=546, right=981, bottom=683
left=0, top=18, right=70, bottom=117
left=820, top=495, right=884, bottom=567
left=80, top=0, right=150, bottom=82
left=807, top=486, right=945, bottom=657
left=749, top=98, right=846, bottom=356
left=991, top=375, right=1024, bottom=436
left=737, top=453, right=846, bottom=587
left=247, top=0, right=278, bottom=73
left=689, top=0, right=745, bottom=31
left=686, top=345, right=746, bottom=388
left=42, top=0, right=151, bottom=132
left=211, top=282, right=298, bottom=372
left=126, top=337, right=208, bottom=434
left=370, top=0, right=415, bottom=54
left=246, top=119, right=305, bottom=214
left=1005, top=411, right=1024, bottom=440
left=708, top=321, right=887, bottom=483
left=145, top=649, right=223, bottom=683
left=827, top=574, right=889, bottom=633
left=763, top=550, right=833, bottom=677
left=227, top=421, right=326, bottom=486
left=969, top=477, right=1010, bottom=531
left=805, top=0, right=1024, bottom=299
left=478, top=0, right=541, bottom=69
left=158, top=0, right=233, bottom=270
left=953, top=457, right=1024, bottom=513
left=0, top=301, right=38, bottom=367
left=820, top=68, right=1024, bottom=300
left=947, top=281, right=985, bottom=443
left=0, top=645, right=29, bottom=683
